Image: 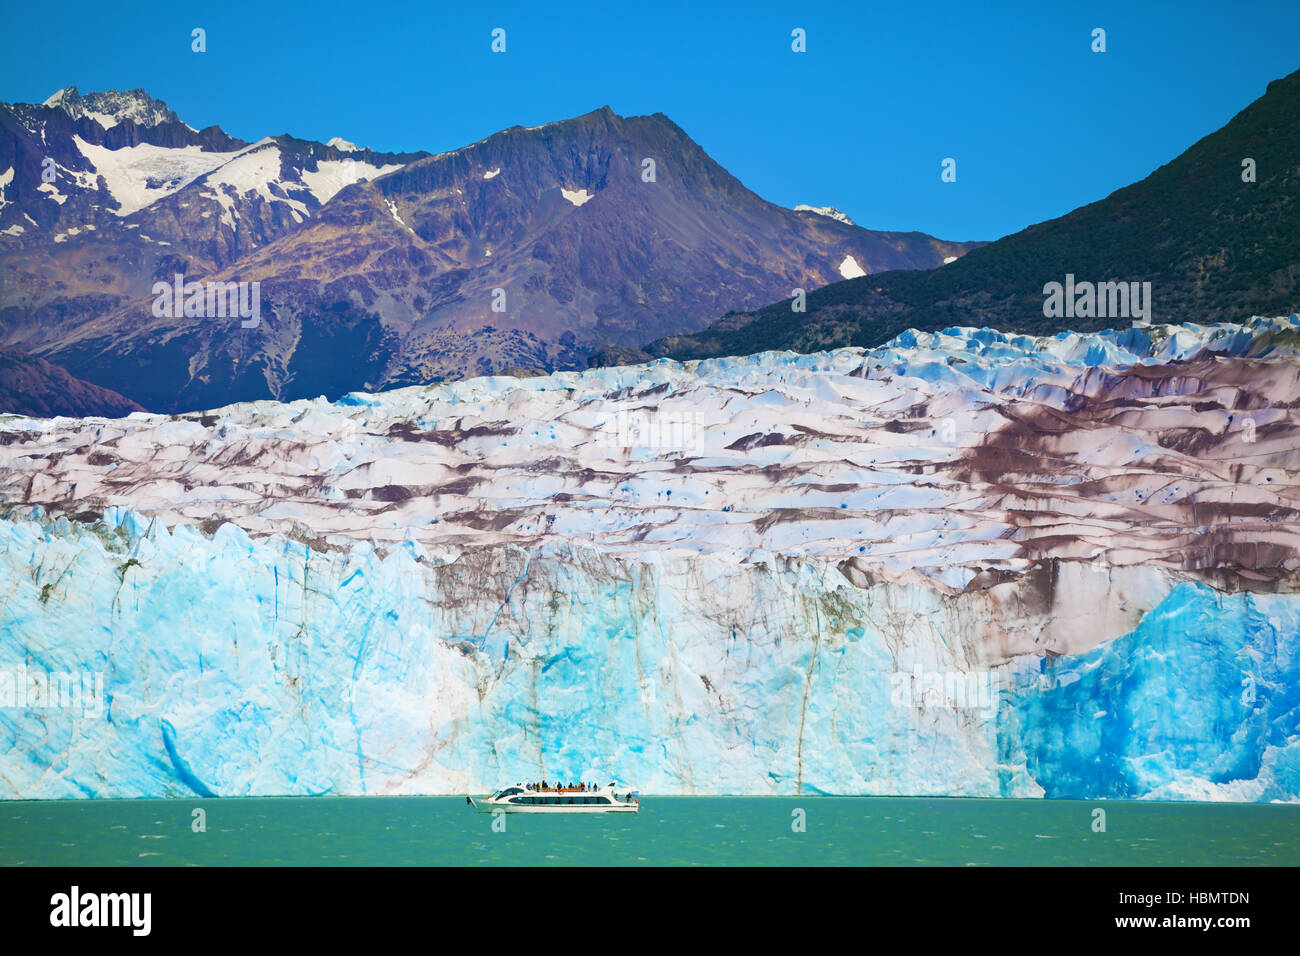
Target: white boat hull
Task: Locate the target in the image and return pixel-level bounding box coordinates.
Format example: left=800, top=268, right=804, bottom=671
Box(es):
left=467, top=786, right=640, bottom=814
left=470, top=801, right=638, bottom=814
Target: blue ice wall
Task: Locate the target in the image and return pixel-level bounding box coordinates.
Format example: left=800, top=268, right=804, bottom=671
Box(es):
left=1, top=509, right=1297, bottom=800
left=1007, top=584, right=1300, bottom=801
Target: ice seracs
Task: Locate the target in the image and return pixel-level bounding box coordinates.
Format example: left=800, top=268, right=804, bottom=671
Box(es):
left=1, top=317, right=1297, bottom=802
left=3, top=315, right=1297, bottom=585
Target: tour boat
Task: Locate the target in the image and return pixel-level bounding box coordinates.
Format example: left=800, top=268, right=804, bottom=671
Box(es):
left=466, top=781, right=640, bottom=813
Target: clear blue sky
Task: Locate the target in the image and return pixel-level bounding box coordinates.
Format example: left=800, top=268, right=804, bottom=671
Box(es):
left=3, top=0, right=1297, bottom=241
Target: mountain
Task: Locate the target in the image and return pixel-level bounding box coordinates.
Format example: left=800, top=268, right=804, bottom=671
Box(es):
left=2, top=317, right=1298, bottom=798
left=0, top=347, right=144, bottom=418
left=617, top=68, right=1300, bottom=364
left=0, top=88, right=426, bottom=366
left=0, top=87, right=426, bottom=253
left=794, top=204, right=855, bottom=225
left=0, top=91, right=981, bottom=413
left=36, top=86, right=181, bottom=129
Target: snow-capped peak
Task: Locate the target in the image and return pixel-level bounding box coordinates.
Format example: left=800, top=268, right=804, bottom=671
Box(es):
left=327, top=137, right=361, bottom=153
left=41, top=86, right=181, bottom=130
left=41, top=87, right=76, bottom=109
left=795, top=204, right=856, bottom=226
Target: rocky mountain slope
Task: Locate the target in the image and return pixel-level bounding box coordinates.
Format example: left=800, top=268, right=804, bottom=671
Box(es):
left=0, top=91, right=980, bottom=415
left=0, top=346, right=143, bottom=419
left=617, top=68, right=1300, bottom=364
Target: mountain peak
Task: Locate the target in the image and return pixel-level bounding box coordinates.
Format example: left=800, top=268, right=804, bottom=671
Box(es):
left=568, top=104, right=617, bottom=121
left=1, top=90, right=977, bottom=410
left=39, top=86, right=181, bottom=130
left=516, top=105, right=620, bottom=134
left=644, top=66, right=1300, bottom=363
left=794, top=204, right=856, bottom=226
left=42, top=86, right=78, bottom=108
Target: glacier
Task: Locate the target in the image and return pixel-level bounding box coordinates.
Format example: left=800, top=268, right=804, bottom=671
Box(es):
left=1, top=317, right=1299, bottom=800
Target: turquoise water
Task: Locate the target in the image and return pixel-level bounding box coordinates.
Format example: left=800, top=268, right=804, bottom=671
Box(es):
left=1, top=796, right=1296, bottom=866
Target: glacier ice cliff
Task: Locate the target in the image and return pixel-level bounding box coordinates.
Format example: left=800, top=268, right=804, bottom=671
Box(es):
left=1, top=317, right=1298, bottom=799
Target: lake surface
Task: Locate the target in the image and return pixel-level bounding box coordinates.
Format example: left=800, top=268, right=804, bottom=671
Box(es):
left=2, top=796, right=1297, bottom=866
